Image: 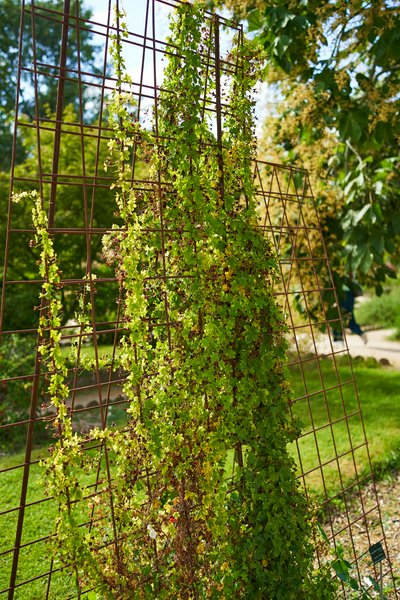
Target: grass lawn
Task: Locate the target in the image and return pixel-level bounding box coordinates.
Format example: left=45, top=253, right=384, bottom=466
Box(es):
left=0, top=446, right=114, bottom=599
left=60, top=343, right=117, bottom=363
left=0, top=449, right=74, bottom=599
left=1, top=357, right=400, bottom=597
left=287, top=357, right=400, bottom=496
left=355, top=279, right=400, bottom=338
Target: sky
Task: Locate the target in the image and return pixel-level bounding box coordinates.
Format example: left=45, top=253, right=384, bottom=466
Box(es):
left=84, top=0, right=269, bottom=134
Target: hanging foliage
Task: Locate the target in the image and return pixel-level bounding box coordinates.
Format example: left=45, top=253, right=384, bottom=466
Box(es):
left=36, top=2, right=335, bottom=598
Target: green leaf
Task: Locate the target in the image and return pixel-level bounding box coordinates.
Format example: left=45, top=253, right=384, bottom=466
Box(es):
left=332, top=558, right=350, bottom=582
left=316, top=522, right=329, bottom=544
left=372, top=202, right=383, bottom=220
left=371, top=235, right=384, bottom=256
left=392, top=214, right=400, bottom=235
left=374, top=121, right=391, bottom=144
left=247, top=8, right=262, bottom=32
left=354, top=204, right=370, bottom=224
left=339, top=113, right=362, bottom=142
left=349, top=576, right=359, bottom=590
left=83, top=593, right=98, bottom=600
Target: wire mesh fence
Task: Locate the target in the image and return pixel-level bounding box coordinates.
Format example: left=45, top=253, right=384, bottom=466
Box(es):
left=255, top=160, right=398, bottom=595
left=0, top=0, right=398, bottom=597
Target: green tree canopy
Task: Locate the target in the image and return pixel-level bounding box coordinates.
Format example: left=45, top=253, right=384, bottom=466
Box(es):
left=1, top=104, right=118, bottom=331
left=215, top=0, right=400, bottom=297
left=0, top=0, right=106, bottom=332
left=0, top=0, right=100, bottom=170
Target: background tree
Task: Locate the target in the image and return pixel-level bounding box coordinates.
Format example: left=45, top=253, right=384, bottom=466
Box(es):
left=214, top=0, right=400, bottom=302
left=3, top=105, right=119, bottom=332
left=0, top=0, right=106, bottom=332
left=0, top=0, right=100, bottom=170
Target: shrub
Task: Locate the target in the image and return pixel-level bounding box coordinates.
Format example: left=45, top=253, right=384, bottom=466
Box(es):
left=0, top=334, right=47, bottom=451
left=355, top=280, right=400, bottom=335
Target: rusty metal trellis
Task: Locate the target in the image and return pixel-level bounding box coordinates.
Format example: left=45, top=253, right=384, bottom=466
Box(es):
left=0, top=0, right=397, bottom=598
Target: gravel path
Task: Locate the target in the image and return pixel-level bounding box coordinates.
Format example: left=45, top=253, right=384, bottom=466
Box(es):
left=314, top=328, right=400, bottom=369
left=329, top=473, right=400, bottom=597
left=313, top=329, right=400, bottom=595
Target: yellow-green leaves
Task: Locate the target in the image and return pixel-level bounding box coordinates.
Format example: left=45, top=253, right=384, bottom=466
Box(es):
left=39, top=2, right=335, bottom=597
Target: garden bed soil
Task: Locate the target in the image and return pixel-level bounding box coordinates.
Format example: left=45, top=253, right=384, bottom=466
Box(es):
left=329, top=472, right=400, bottom=597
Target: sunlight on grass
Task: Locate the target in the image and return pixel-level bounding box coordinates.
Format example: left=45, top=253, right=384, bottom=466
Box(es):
left=60, top=343, right=118, bottom=362
left=0, top=449, right=73, bottom=598
left=2, top=357, right=400, bottom=597
left=0, top=443, right=121, bottom=598
left=287, top=358, right=400, bottom=496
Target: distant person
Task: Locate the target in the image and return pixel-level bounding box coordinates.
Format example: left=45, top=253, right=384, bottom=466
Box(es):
left=333, top=283, right=367, bottom=344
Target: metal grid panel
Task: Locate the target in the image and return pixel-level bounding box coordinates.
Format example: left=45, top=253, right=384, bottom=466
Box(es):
left=254, top=160, right=398, bottom=594
left=0, top=0, right=397, bottom=597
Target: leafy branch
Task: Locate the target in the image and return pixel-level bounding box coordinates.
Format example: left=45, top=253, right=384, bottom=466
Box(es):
left=35, top=2, right=337, bottom=598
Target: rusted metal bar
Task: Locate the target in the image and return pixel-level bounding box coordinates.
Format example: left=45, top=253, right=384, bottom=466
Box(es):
left=48, top=0, right=71, bottom=226
left=1, top=1, right=398, bottom=597
left=214, top=14, right=224, bottom=207
left=7, top=0, right=48, bottom=595
left=0, top=0, right=26, bottom=334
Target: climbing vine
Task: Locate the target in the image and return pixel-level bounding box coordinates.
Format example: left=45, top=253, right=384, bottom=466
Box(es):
left=33, top=2, right=336, bottom=598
